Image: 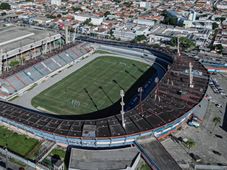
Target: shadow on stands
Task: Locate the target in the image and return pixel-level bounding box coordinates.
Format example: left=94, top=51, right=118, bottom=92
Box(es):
left=221, top=103, right=227, bottom=132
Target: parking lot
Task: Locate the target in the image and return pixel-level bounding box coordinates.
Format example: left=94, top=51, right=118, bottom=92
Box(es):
left=162, top=73, right=227, bottom=167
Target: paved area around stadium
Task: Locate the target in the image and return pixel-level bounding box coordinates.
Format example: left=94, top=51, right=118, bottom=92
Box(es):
left=162, top=73, right=227, bottom=166
left=11, top=49, right=152, bottom=112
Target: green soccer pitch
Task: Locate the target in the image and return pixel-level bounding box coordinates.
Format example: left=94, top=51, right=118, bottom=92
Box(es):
left=31, top=56, right=149, bottom=115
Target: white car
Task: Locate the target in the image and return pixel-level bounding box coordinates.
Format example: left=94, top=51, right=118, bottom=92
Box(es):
left=216, top=104, right=223, bottom=108
left=188, top=120, right=200, bottom=128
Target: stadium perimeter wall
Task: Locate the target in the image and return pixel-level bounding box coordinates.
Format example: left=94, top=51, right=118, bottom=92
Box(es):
left=0, top=40, right=209, bottom=148
left=0, top=104, right=198, bottom=147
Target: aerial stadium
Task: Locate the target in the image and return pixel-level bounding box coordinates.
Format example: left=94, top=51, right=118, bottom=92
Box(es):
left=0, top=33, right=209, bottom=148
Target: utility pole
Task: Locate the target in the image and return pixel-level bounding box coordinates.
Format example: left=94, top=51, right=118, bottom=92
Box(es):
left=138, top=87, right=144, bottom=116
left=154, top=77, right=160, bottom=102
left=120, top=90, right=126, bottom=128
left=177, top=36, right=181, bottom=57
left=189, top=62, right=194, bottom=88
left=0, top=49, right=3, bottom=75
left=65, top=24, right=69, bottom=44
left=5, top=136, right=8, bottom=170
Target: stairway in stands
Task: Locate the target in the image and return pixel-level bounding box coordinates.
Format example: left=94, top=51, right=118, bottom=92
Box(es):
left=35, top=140, right=56, bottom=163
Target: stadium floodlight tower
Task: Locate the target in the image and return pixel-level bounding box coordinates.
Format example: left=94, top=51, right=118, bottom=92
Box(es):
left=154, top=77, right=160, bottom=102
left=65, top=22, right=70, bottom=44
left=120, top=89, right=126, bottom=128
left=189, top=62, right=194, bottom=88
left=138, top=87, right=144, bottom=116
left=0, top=49, right=2, bottom=75
left=177, top=36, right=181, bottom=57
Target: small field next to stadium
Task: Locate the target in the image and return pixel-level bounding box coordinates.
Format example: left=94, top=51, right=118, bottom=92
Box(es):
left=0, top=126, right=41, bottom=160
left=32, top=56, right=149, bottom=115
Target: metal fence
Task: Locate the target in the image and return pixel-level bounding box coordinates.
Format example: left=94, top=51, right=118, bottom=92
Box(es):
left=0, top=147, right=48, bottom=170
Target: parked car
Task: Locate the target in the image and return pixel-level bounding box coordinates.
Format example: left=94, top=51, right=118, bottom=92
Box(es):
left=188, top=120, right=200, bottom=128
left=189, top=153, right=202, bottom=162
left=212, top=150, right=222, bottom=156
left=215, top=104, right=223, bottom=108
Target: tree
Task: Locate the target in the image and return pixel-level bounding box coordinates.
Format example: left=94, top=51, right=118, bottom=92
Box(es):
left=185, top=138, right=196, bottom=152
left=109, top=28, right=115, bottom=37
left=162, top=11, right=178, bottom=26
left=9, top=60, right=20, bottom=68
left=123, top=1, right=133, bottom=7
left=113, top=0, right=121, bottom=3
left=45, top=14, right=56, bottom=19
left=170, top=37, right=178, bottom=46
left=212, top=6, right=218, bottom=12
left=170, top=37, right=196, bottom=50
left=57, top=14, right=61, bottom=18
left=83, top=18, right=92, bottom=25
left=215, top=44, right=223, bottom=54
left=132, top=35, right=147, bottom=43
left=72, top=6, right=82, bottom=12
left=212, top=117, right=221, bottom=133
left=0, top=2, right=11, bottom=10
left=104, top=11, right=111, bottom=17
left=215, top=17, right=225, bottom=23
left=212, top=22, right=219, bottom=30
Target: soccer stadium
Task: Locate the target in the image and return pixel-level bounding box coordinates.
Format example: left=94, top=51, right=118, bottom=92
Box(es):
left=0, top=36, right=209, bottom=148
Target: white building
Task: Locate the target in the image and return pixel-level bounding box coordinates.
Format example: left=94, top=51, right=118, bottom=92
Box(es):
left=113, top=23, right=151, bottom=41
left=74, top=14, right=104, bottom=25
left=0, top=26, right=61, bottom=74
left=51, top=0, right=62, bottom=6
left=139, top=1, right=152, bottom=9
left=188, top=10, right=196, bottom=22
left=216, top=0, right=227, bottom=10
left=133, top=19, right=155, bottom=26
left=148, top=24, right=210, bottom=46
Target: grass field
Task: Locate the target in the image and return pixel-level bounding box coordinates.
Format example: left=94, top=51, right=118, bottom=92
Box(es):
left=32, top=56, right=149, bottom=115
left=49, top=147, right=66, bottom=160
left=137, top=159, right=150, bottom=170
left=0, top=126, right=41, bottom=160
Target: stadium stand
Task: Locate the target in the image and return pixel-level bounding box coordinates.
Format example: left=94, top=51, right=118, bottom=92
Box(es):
left=0, top=40, right=209, bottom=148
left=0, top=42, right=92, bottom=96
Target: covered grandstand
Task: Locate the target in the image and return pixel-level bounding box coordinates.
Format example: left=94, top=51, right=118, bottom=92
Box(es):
left=0, top=25, right=61, bottom=75
left=0, top=42, right=93, bottom=98
left=0, top=40, right=209, bottom=147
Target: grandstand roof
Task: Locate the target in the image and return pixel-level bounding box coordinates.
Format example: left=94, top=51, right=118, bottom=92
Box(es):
left=0, top=26, right=60, bottom=55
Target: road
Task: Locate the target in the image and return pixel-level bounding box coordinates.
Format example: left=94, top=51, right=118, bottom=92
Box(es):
left=0, top=153, right=34, bottom=170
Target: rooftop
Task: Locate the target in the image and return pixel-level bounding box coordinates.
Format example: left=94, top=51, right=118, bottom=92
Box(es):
left=69, top=147, right=140, bottom=170
left=0, top=26, right=59, bottom=53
